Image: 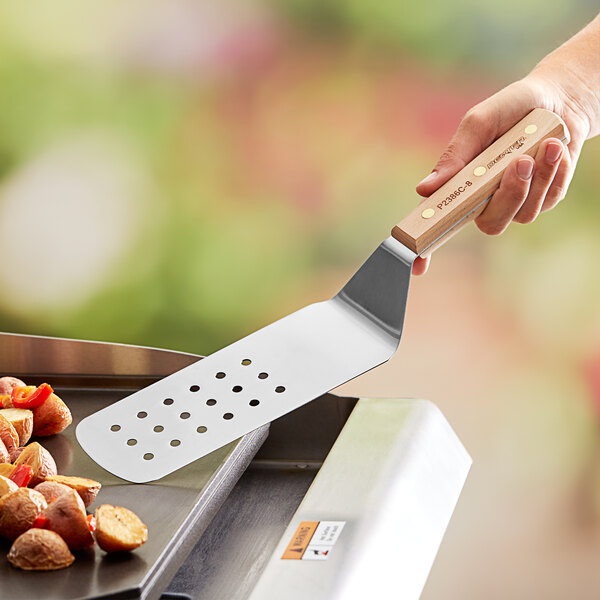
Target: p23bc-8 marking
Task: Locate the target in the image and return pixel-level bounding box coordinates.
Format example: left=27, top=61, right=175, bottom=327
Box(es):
left=437, top=180, right=473, bottom=210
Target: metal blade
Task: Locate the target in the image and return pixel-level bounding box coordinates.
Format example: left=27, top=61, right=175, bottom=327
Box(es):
left=76, top=237, right=416, bottom=482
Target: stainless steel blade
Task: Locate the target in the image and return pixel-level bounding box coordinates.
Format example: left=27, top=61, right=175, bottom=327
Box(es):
left=76, top=237, right=416, bottom=482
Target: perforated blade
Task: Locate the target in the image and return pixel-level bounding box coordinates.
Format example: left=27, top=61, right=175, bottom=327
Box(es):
left=76, top=237, right=416, bottom=482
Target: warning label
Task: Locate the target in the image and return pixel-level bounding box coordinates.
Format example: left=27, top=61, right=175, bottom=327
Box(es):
left=281, top=521, right=319, bottom=560
left=281, top=521, right=345, bottom=561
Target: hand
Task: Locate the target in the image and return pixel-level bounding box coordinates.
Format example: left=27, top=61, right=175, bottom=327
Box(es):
left=411, top=15, right=600, bottom=275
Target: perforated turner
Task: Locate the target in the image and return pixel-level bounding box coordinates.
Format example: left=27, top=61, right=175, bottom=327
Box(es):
left=77, top=109, right=568, bottom=482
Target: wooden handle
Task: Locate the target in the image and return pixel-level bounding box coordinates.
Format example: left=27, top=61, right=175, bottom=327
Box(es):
left=392, top=108, right=569, bottom=256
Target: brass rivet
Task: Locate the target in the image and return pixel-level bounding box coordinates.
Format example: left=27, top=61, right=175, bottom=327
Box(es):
left=524, top=124, right=537, bottom=135
left=473, top=166, right=486, bottom=177
left=421, top=208, right=435, bottom=219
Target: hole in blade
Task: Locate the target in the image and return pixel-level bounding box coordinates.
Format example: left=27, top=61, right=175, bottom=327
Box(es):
left=153, top=425, right=164, bottom=433
left=180, top=412, right=191, bottom=420
left=275, top=386, right=286, bottom=393
left=206, top=399, right=217, bottom=406
left=197, top=426, right=207, bottom=434
left=143, top=453, right=154, bottom=460
left=223, top=413, right=234, bottom=420
left=241, top=359, right=251, bottom=366
left=110, top=425, right=121, bottom=432
left=170, top=439, right=181, bottom=447
left=249, top=399, right=260, bottom=407
left=190, top=385, right=200, bottom=392
left=232, top=385, right=242, bottom=393
left=137, top=411, right=148, bottom=419
left=216, top=372, right=226, bottom=379
left=127, top=439, right=137, bottom=446
left=258, top=372, right=268, bottom=380
left=163, top=398, right=174, bottom=406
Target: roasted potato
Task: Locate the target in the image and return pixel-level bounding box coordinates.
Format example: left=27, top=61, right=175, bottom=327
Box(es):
left=95, top=504, right=147, bottom=553
left=0, top=474, right=18, bottom=498
left=32, top=393, right=72, bottom=437
left=14, top=442, right=57, bottom=487
left=0, top=463, right=16, bottom=478
left=8, top=528, right=74, bottom=570
left=0, top=488, right=47, bottom=540
left=0, top=377, right=26, bottom=397
left=45, top=475, right=101, bottom=508
left=34, top=480, right=72, bottom=504
left=9, top=446, right=24, bottom=463
left=44, top=489, right=94, bottom=550
left=0, top=408, right=33, bottom=446
left=0, top=438, right=9, bottom=464
left=0, top=413, right=19, bottom=455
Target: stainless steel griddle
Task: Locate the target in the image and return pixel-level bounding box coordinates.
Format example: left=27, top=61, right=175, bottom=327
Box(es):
left=0, top=333, right=471, bottom=600
left=0, top=333, right=268, bottom=600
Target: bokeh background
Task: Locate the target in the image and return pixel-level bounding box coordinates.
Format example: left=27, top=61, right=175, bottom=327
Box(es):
left=1, top=1, right=599, bottom=597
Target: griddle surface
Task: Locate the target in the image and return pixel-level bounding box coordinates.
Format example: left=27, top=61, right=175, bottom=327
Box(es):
left=0, top=387, right=267, bottom=600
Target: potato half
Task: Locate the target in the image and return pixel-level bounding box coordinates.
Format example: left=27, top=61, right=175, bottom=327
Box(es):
left=0, top=438, right=9, bottom=464
left=32, top=394, right=72, bottom=437
left=0, top=474, right=18, bottom=498
left=0, top=488, right=47, bottom=540
left=44, top=489, right=94, bottom=550
left=45, top=475, right=101, bottom=507
left=0, top=408, right=33, bottom=446
left=8, top=528, right=74, bottom=570
left=0, top=377, right=26, bottom=397
left=0, top=463, right=16, bottom=478
left=95, top=504, right=148, bottom=553
left=33, top=481, right=72, bottom=504
left=14, top=442, right=57, bottom=487
left=0, top=413, right=19, bottom=455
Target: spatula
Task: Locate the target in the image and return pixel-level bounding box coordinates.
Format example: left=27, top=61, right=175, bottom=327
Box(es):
left=77, top=108, right=568, bottom=482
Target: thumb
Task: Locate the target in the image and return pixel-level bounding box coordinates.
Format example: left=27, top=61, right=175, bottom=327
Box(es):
left=415, top=139, right=468, bottom=199
left=416, top=107, right=499, bottom=198
left=415, top=82, right=541, bottom=198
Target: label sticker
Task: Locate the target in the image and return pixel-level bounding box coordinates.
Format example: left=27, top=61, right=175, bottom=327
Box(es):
left=281, top=521, right=345, bottom=560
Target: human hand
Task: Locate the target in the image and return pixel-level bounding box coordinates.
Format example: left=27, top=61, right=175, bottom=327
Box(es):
left=412, top=15, right=600, bottom=275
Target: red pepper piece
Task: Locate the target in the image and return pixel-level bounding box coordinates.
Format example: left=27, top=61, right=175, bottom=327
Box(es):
left=32, top=513, right=48, bottom=529
left=9, top=464, right=33, bottom=487
left=86, top=514, right=96, bottom=532
left=10, top=386, right=36, bottom=406
left=11, top=383, right=53, bottom=409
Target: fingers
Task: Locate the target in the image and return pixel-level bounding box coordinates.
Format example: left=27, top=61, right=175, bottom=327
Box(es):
left=475, top=156, right=534, bottom=235
left=414, top=101, right=510, bottom=275
left=541, top=130, right=583, bottom=213
left=412, top=256, right=430, bottom=276
left=541, top=150, right=571, bottom=212
left=416, top=82, right=540, bottom=199
left=416, top=112, right=496, bottom=198
left=410, top=77, right=579, bottom=275
left=475, top=138, right=567, bottom=235
left=513, top=138, right=563, bottom=224
left=415, top=137, right=572, bottom=274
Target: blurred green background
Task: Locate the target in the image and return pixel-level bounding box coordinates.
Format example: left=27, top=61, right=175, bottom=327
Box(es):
left=0, top=2, right=599, bottom=597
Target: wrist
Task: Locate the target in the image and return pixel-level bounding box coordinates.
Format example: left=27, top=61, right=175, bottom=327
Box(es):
left=527, top=64, right=598, bottom=139
left=529, top=17, right=600, bottom=138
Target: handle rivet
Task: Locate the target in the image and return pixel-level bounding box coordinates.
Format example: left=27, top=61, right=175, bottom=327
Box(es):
left=524, top=124, right=537, bottom=134
left=473, top=166, right=486, bottom=177
left=421, top=208, right=435, bottom=219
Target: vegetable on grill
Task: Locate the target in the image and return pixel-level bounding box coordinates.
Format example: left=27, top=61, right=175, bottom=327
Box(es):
left=8, top=528, right=74, bottom=571
left=0, top=375, right=148, bottom=571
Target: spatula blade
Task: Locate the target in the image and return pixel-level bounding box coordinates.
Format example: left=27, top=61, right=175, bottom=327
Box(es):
left=76, top=237, right=416, bottom=482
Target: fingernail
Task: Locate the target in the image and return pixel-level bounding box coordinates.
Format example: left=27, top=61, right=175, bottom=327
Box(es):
left=545, top=141, right=562, bottom=164
left=517, top=158, right=533, bottom=180
left=417, top=172, right=437, bottom=187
